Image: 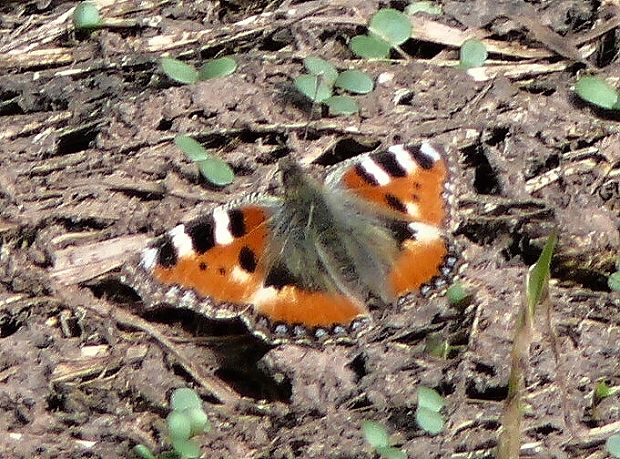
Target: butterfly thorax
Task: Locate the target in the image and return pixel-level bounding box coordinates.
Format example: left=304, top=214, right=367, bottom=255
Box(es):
left=265, top=158, right=401, bottom=304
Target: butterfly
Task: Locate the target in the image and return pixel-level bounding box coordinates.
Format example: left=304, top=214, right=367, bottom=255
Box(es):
left=122, top=142, right=459, bottom=344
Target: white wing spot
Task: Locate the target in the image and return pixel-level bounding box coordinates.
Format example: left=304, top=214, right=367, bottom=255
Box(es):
left=360, top=158, right=391, bottom=186
left=165, top=286, right=180, bottom=300
left=405, top=202, right=420, bottom=217
left=250, top=286, right=279, bottom=307
left=388, top=144, right=417, bottom=173
left=420, top=142, right=441, bottom=162
left=231, top=266, right=252, bottom=284
left=140, top=248, right=158, bottom=271
left=169, top=225, right=193, bottom=257
left=180, top=291, right=197, bottom=308
left=408, top=222, right=442, bottom=242
left=213, top=207, right=234, bottom=245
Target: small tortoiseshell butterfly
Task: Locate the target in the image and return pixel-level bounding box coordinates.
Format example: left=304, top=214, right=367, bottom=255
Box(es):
left=122, top=142, right=459, bottom=344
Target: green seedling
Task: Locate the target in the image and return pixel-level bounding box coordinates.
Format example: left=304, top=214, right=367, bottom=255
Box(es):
left=525, top=233, right=556, bottom=315
left=161, top=56, right=237, bottom=85
left=133, top=445, right=157, bottom=459
left=609, top=271, right=620, bottom=291
left=446, top=280, right=472, bottom=308
left=574, top=76, right=620, bottom=110
left=362, top=421, right=407, bottom=459
left=415, top=386, right=445, bottom=435
left=73, top=1, right=102, bottom=30
left=595, top=380, right=613, bottom=400
left=303, top=56, right=339, bottom=84
left=369, top=9, right=412, bottom=48
left=161, top=58, right=200, bottom=85
left=294, top=74, right=333, bottom=103
left=334, top=70, right=374, bottom=94
left=134, top=388, right=211, bottom=459
left=323, top=96, right=359, bottom=116
left=294, top=57, right=374, bottom=116
left=459, top=38, right=488, bottom=69
left=406, top=1, right=443, bottom=15
left=73, top=1, right=136, bottom=31
left=170, top=388, right=202, bottom=411
left=198, top=57, right=238, bottom=80
left=607, top=434, right=620, bottom=458
left=350, top=8, right=412, bottom=59
left=591, top=380, right=620, bottom=422
left=593, top=379, right=620, bottom=404
left=174, top=135, right=235, bottom=186
left=350, top=36, right=392, bottom=59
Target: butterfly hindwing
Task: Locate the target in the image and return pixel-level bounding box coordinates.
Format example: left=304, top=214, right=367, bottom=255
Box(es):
left=389, top=220, right=457, bottom=298
left=247, top=287, right=370, bottom=343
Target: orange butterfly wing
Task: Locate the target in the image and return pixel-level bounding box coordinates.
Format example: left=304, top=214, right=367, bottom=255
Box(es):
left=124, top=142, right=457, bottom=344
left=124, top=202, right=369, bottom=343
left=332, top=143, right=457, bottom=298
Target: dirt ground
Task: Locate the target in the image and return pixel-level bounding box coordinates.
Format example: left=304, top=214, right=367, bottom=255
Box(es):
left=1, top=1, right=619, bottom=458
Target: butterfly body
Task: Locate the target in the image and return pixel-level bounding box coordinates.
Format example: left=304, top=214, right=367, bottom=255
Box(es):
left=123, top=142, right=458, bottom=344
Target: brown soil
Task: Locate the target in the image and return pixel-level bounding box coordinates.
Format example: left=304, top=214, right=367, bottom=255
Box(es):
left=1, top=1, right=619, bottom=458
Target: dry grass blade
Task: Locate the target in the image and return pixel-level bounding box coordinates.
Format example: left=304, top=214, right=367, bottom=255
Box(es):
left=497, top=234, right=557, bottom=459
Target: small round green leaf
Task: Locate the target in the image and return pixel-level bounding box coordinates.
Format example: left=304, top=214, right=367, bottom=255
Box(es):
left=335, top=70, right=374, bottom=94
left=446, top=280, right=471, bottom=306
left=171, top=387, right=202, bottom=411
left=187, top=408, right=211, bottom=435
left=417, top=386, right=445, bottom=412
left=368, top=8, right=412, bottom=46
left=174, top=135, right=210, bottom=162
left=608, top=271, right=620, bottom=292
left=197, top=158, right=235, bottom=187
left=362, top=420, right=390, bottom=448
left=406, top=1, right=443, bottom=15
left=350, top=35, right=392, bottom=59
left=171, top=438, right=202, bottom=459
left=459, top=38, right=488, bottom=69
left=607, top=434, right=620, bottom=458
left=415, top=406, right=444, bottom=435
left=294, top=74, right=333, bottom=102
left=198, top=56, right=237, bottom=80
left=303, top=57, right=338, bottom=84
left=73, top=2, right=101, bottom=29
left=132, top=445, right=157, bottom=459
left=167, top=411, right=192, bottom=440
left=324, top=96, right=359, bottom=116
left=376, top=446, right=407, bottom=459
left=161, top=57, right=199, bottom=84
left=575, top=76, right=620, bottom=110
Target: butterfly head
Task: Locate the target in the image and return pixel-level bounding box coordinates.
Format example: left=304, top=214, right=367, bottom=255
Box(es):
left=277, top=156, right=323, bottom=200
